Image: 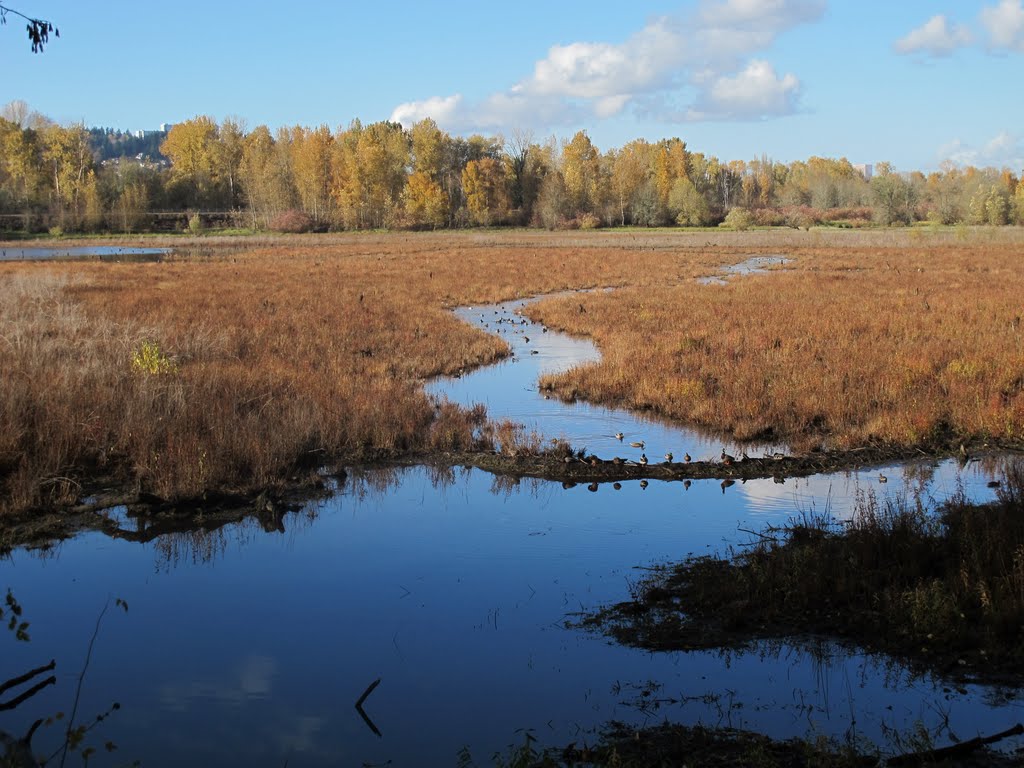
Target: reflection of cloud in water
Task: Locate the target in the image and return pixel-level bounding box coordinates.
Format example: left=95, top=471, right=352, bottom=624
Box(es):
left=156, top=654, right=332, bottom=756
left=160, top=654, right=277, bottom=711
left=738, top=458, right=1002, bottom=519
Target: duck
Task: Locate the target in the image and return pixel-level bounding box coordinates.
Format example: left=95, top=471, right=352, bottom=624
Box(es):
left=639, top=453, right=648, bottom=466
left=615, top=432, right=624, bottom=441
left=684, top=452, right=691, bottom=463
left=721, top=450, right=735, bottom=465
left=879, top=474, right=888, bottom=483
left=664, top=452, right=673, bottom=463
left=630, top=441, right=645, bottom=449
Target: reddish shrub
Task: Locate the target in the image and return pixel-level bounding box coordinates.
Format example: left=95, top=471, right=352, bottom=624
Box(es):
left=269, top=209, right=314, bottom=234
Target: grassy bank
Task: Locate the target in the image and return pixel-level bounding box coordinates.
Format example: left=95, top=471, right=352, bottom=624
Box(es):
left=583, top=460, right=1024, bottom=679
left=2, top=229, right=1024, bottom=515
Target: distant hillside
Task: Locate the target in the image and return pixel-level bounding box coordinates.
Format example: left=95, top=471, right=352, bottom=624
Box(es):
left=88, top=127, right=168, bottom=162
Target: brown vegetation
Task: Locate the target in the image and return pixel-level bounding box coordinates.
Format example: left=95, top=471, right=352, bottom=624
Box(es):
left=532, top=236, right=1024, bottom=452
left=583, top=460, right=1024, bottom=679
left=0, top=231, right=717, bottom=514
left=2, top=228, right=1024, bottom=516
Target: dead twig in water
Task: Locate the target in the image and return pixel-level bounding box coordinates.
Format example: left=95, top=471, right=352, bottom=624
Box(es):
left=0, top=659, right=56, bottom=710
left=355, top=678, right=382, bottom=738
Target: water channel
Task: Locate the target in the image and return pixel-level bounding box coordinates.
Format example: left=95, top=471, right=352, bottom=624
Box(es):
left=1, top=257, right=1021, bottom=766
left=0, top=246, right=170, bottom=262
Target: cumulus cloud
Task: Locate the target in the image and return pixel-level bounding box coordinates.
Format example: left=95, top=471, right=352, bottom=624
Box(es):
left=938, top=131, right=1024, bottom=168
left=897, top=2, right=1024, bottom=57
left=895, top=15, right=973, bottom=56
left=389, top=0, right=822, bottom=132
left=688, top=60, right=801, bottom=120
left=390, top=94, right=464, bottom=127
left=980, top=0, right=1024, bottom=51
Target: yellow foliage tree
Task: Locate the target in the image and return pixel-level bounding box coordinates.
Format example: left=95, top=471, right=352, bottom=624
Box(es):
left=404, top=171, right=446, bottom=228
left=462, top=157, right=509, bottom=226
left=562, top=130, right=601, bottom=216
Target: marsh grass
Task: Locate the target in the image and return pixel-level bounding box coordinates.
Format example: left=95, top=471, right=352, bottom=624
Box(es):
left=0, top=233, right=702, bottom=513
left=532, top=242, right=1024, bottom=451
left=3, top=230, right=1024, bottom=514
left=588, top=460, right=1024, bottom=676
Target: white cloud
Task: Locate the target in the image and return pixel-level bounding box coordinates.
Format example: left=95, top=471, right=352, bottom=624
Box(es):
left=895, top=15, right=973, bottom=56
left=389, top=1, right=822, bottom=132
left=390, top=94, right=464, bottom=128
left=980, top=0, right=1024, bottom=51
left=897, top=2, right=1024, bottom=57
left=691, top=60, right=801, bottom=120
left=938, top=131, right=1024, bottom=168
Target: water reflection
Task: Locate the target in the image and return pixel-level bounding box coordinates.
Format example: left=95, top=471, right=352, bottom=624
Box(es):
left=3, top=465, right=1021, bottom=765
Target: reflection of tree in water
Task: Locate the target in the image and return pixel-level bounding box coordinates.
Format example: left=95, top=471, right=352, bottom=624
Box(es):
left=609, top=637, right=1021, bottom=761
left=1, top=593, right=126, bottom=766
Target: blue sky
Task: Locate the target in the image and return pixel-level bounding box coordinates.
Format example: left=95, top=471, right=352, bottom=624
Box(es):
left=2, top=0, right=1022, bottom=171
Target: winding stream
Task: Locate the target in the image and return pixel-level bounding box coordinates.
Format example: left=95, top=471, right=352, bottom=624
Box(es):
left=1, top=257, right=1021, bottom=766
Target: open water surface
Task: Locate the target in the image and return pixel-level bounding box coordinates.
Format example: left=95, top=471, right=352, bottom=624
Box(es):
left=0, top=246, right=170, bottom=262
left=1, top=255, right=1021, bottom=766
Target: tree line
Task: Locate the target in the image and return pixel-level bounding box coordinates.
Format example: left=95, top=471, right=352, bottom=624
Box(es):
left=1, top=102, right=1023, bottom=235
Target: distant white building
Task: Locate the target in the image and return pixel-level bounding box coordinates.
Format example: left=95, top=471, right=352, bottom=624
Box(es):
left=160, top=123, right=174, bottom=133
left=853, top=163, right=874, bottom=180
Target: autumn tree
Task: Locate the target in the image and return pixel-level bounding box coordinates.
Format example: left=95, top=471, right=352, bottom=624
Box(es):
left=41, top=122, right=93, bottom=228
left=289, top=124, right=334, bottom=224
left=462, top=157, right=509, bottom=226
left=561, top=130, right=601, bottom=217
left=0, top=116, right=45, bottom=212
left=669, top=176, right=711, bottom=226
left=870, top=162, right=917, bottom=225
left=403, top=171, right=446, bottom=228
left=239, top=125, right=296, bottom=228
left=215, top=118, right=246, bottom=209
left=331, top=120, right=409, bottom=229
left=161, top=116, right=225, bottom=209
left=609, top=140, right=655, bottom=226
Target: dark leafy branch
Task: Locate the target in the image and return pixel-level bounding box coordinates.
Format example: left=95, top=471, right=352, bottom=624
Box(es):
left=0, top=3, right=59, bottom=52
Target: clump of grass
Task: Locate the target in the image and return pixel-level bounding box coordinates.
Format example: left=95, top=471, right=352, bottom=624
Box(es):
left=587, top=460, right=1024, bottom=677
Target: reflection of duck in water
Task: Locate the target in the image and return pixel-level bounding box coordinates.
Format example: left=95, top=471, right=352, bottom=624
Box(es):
left=721, top=479, right=735, bottom=493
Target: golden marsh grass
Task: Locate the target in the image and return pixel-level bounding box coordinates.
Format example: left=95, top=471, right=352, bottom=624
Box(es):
left=1, top=228, right=1023, bottom=513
